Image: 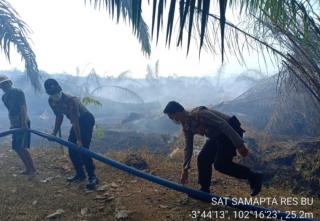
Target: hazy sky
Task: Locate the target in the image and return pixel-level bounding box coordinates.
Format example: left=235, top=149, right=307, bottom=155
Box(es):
left=0, top=0, right=276, bottom=78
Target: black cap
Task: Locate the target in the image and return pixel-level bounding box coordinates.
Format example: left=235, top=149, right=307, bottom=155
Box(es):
left=163, top=101, right=185, bottom=114
left=44, top=78, right=62, bottom=95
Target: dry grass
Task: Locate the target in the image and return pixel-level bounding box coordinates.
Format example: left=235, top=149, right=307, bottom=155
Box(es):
left=0, top=146, right=319, bottom=221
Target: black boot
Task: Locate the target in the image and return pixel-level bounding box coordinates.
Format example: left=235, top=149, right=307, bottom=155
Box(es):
left=249, top=172, right=263, bottom=196
left=86, top=176, right=99, bottom=190
left=67, top=173, right=86, bottom=182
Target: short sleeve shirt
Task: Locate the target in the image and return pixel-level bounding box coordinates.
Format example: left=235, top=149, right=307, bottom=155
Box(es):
left=2, top=88, right=29, bottom=127
left=48, top=92, right=89, bottom=123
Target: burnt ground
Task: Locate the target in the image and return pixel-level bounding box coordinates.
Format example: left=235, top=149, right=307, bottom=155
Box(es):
left=0, top=146, right=319, bottom=221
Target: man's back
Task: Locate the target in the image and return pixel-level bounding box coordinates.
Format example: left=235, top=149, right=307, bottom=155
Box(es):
left=2, top=87, right=29, bottom=127
left=189, top=106, right=231, bottom=122
left=185, top=106, right=243, bottom=148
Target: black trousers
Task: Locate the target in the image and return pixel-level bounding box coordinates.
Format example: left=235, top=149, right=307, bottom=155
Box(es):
left=68, top=112, right=96, bottom=178
left=197, top=134, right=252, bottom=189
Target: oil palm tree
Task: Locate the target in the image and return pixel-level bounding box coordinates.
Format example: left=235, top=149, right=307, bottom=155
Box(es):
left=0, top=0, right=40, bottom=90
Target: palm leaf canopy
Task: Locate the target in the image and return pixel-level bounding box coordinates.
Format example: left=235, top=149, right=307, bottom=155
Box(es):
left=0, top=0, right=40, bottom=90
left=87, top=0, right=318, bottom=63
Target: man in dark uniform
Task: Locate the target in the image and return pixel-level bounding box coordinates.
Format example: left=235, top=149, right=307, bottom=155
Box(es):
left=44, top=78, right=98, bottom=190
left=163, top=101, right=262, bottom=196
left=0, top=75, right=36, bottom=176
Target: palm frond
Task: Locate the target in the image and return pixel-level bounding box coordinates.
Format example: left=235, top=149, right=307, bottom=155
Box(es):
left=151, top=0, right=318, bottom=62
left=86, top=0, right=151, bottom=56
left=156, top=0, right=164, bottom=44
left=0, top=0, right=40, bottom=90
left=82, top=96, right=103, bottom=107
left=165, top=0, right=176, bottom=47
left=90, top=84, right=144, bottom=103
left=218, top=0, right=227, bottom=62
left=88, top=0, right=319, bottom=66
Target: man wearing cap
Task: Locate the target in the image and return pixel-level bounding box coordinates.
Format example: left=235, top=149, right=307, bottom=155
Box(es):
left=0, top=75, right=36, bottom=176
left=163, top=101, right=262, bottom=196
left=44, top=78, right=98, bottom=190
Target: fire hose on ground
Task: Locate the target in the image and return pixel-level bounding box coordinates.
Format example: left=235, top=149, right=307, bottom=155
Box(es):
left=0, top=128, right=317, bottom=221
